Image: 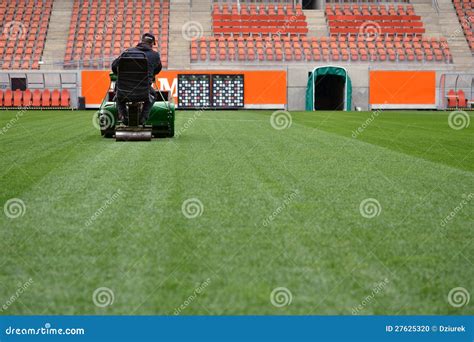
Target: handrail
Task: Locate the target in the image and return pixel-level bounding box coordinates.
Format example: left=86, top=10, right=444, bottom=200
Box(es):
left=432, top=0, right=440, bottom=15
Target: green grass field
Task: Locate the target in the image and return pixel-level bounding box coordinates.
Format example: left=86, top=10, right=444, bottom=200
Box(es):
left=0, top=109, right=473, bottom=315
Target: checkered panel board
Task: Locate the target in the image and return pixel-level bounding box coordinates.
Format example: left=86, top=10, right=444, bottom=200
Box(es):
left=177, top=74, right=211, bottom=108
left=211, top=74, right=244, bottom=108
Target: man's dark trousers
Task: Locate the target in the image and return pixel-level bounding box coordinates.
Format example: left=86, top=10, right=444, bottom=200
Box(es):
left=117, top=87, right=156, bottom=125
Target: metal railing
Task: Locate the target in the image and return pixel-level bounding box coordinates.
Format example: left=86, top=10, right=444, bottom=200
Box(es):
left=432, top=0, right=441, bottom=15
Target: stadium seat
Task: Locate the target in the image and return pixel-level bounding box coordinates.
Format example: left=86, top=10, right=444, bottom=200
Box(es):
left=447, top=89, right=457, bottom=108
left=457, top=90, right=468, bottom=108
left=60, top=89, right=70, bottom=107
left=51, top=89, right=61, bottom=107
left=3, top=90, right=13, bottom=107
left=13, top=90, right=22, bottom=107
left=23, top=89, right=32, bottom=107
left=42, top=89, right=51, bottom=107
left=32, top=89, right=42, bottom=107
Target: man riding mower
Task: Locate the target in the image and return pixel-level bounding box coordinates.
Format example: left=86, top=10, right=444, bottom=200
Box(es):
left=97, top=33, right=175, bottom=141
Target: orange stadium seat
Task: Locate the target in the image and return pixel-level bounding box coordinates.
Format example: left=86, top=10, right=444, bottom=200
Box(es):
left=60, top=89, right=70, bottom=107
left=3, top=90, right=13, bottom=107
left=42, top=89, right=51, bottom=107
left=32, top=90, right=42, bottom=107
left=51, top=89, right=61, bottom=107
left=23, top=89, right=32, bottom=107
left=13, top=90, right=22, bottom=107
left=458, top=90, right=468, bottom=108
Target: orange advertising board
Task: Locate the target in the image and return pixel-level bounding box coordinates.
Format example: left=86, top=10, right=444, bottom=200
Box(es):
left=369, top=70, right=436, bottom=105
left=82, top=70, right=287, bottom=108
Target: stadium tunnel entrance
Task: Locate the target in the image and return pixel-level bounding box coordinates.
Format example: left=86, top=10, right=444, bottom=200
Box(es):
left=306, top=66, right=352, bottom=111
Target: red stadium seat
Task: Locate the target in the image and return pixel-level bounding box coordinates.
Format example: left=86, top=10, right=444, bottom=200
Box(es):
left=42, top=89, right=51, bottom=107
left=457, top=90, right=468, bottom=108
left=51, top=89, right=61, bottom=106
left=447, top=89, right=457, bottom=108
left=23, top=89, right=32, bottom=107
left=13, top=89, right=22, bottom=107
left=60, top=89, right=70, bottom=107
left=3, top=90, right=13, bottom=107
left=32, top=89, right=42, bottom=107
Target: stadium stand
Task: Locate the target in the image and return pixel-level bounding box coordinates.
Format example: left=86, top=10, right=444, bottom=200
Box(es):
left=192, top=2, right=452, bottom=63
left=452, top=0, right=474, bottom=53
left=0, top=0, right=53, bottom=69
left=0, top=88, right=71, bottom=108
left=64, top=0, right=170, bottom=69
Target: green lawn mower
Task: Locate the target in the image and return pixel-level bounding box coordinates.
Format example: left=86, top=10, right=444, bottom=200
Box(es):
left=98, top=54, right=174, bottom=141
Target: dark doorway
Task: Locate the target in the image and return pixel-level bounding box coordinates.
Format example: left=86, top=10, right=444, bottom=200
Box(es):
left=11, top=77, right=27, bottom=91
left=303, top=0, right=316, bottom=9
left=314, top=74, right=345, bottom=110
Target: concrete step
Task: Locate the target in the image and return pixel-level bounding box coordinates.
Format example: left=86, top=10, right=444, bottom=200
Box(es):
left=168, top=0, right=213, bottom=69
left=303, top=9, right=328, bottom=36
left=41, top=0, right=74, bottom=69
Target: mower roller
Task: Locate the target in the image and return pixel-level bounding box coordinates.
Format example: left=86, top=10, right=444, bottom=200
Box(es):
left=98, top=73, right=175, bottom=141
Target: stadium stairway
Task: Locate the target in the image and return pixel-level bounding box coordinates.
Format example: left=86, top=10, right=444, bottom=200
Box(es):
left=41, top=0, right=75, bottom=69
left=411, top=0, right=472, bottom=70
left=168, top=0, right=212, bottom=69
left=303, top=9, right=328, bottom=37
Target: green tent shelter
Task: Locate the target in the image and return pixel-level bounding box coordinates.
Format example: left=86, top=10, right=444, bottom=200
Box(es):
left=305, top=66, right=352, bottom=111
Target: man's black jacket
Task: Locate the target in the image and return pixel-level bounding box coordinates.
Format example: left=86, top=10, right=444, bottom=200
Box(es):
left=112, top=43, right=162, bottom=84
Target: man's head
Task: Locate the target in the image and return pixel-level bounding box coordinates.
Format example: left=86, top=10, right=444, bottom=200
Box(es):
left=141, top=33, right=156, bottom=47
